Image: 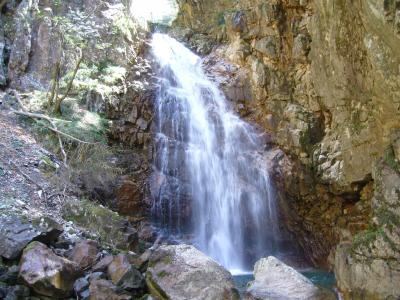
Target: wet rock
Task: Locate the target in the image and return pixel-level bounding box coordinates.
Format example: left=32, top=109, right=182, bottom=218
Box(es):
left=146, top=244, right=239, bottom=300
left=245, top=256, right=335, bottom=300
left=0, top=283, right=7, bottom=299
left=93, top=255, right=114, bottom=272
left=73, top=277, right=89, bottom=295
left=0, top=215, right=62, bottom=260
left=80, top=288, right=90, bottom=300
left=69, top=240, right=99, bottom=269
left=116, top=180, right=144, bottom=217
left=88, top=272, right=106, bottom=282
left=19, top=241, right=82, bottom=298
left=88, top=279, right=132, bottom=300
left=0, top=265, right=19, bottom=285
left=107, top=254, right=144, bottom=292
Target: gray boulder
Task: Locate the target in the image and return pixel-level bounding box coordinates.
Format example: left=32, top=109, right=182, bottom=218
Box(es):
left=0, top=215, right=62, bottom=260
left=245, top=256, right=335, bottom=300
left=146, top=244, right=239, bottom=300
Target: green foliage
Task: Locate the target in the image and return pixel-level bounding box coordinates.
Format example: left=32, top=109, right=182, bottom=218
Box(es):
left=112, top=15, right=136, bottom=40
left=157, top=271, right=169, bottom=278
left=375, top=207, right=400, bottom=231
left=383, top=147, right=400, bottom=173
left=62, top=198, right=130, bottom=250
left=217, top=12, right=226, bottom=26
left=352, top=228, right=378, bottom=252
left=63, top=61, right=127, bottom=101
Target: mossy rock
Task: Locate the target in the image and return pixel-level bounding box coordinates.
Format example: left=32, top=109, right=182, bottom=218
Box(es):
left=62, top=198, right=138, bottom=252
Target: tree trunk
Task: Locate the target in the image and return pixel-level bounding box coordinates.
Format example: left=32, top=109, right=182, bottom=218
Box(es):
left=53, top=48, right=83, bottom=115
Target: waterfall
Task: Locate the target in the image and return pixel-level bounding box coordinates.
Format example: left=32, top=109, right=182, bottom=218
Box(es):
left=151, top=33, right=280, bottom=273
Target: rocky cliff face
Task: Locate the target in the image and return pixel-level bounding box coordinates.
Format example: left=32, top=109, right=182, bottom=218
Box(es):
left=172, top=0, right=400, bottom=298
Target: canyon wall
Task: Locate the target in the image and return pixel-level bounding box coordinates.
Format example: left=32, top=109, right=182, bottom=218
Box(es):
left=172, top=0, right=400, bottom=298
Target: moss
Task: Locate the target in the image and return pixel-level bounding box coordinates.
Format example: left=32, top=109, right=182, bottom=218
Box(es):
left=23, top=241, right=41, bottom=253
left=230, top=288, right=240, bottom=300
left=375, top=207, right=400, bottom=231
left=383, top=147, right=400, bottom=173
left=352, top=228, right=378, bottom=252
left=299, top=128, right=312, bottom=150
left=161, top=255, right=173, bottom=265
left=352, top=225, right=400, bottom=255
left=350, top=110, right=366, bottom=135
left=62, top=198, right=131, bottom=251
left=145, top=272, right=170, bottom=300
left=157, top=270, right=170, bottom=278
left=217, top=12, right=226, bottom=26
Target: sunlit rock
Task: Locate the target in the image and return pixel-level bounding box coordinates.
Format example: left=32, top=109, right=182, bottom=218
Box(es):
left=245, top=256, right=335, bottom=300
left=19, top=242, right=82, bottom=298
left=146, top=244, right=240, bottom=300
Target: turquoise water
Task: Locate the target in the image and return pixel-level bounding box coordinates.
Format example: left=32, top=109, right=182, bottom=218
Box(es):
left=301, top=270, right=337, bottom=291
left=233, top=274, right=253, bottom=295
left=233, top=270, right=337, bottom=297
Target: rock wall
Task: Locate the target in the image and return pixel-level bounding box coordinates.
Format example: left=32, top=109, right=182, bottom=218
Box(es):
left=172, top=0, right=400, bottom=298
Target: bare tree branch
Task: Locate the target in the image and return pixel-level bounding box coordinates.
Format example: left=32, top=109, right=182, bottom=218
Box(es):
left=12, top=110, right=96, bottom=146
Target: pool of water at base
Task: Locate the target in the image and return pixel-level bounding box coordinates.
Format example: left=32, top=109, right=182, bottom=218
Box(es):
left=233, top=269, right=338, bottom=298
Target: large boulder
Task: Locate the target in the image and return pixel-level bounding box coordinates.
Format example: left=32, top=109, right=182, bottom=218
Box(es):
left=145, top=244, right=239, bottom=300
left=69, top=240, right=99, bottom=269
left=19, top=242, right=82, bottom=298
left=0, top=215, right=62, bottom=260
left=245, top=256, right=335, bottom=300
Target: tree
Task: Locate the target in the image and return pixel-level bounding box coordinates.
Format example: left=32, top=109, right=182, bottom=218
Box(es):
left=49, top=47, right=83, bottom=115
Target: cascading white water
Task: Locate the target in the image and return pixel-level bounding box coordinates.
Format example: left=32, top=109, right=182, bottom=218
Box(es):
left=151, top=33, right=280, bottom=273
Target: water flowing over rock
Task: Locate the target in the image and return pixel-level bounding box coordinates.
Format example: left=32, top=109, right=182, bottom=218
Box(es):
left=246, top=256, right=335, bottom=300
left=145, top=244, right=239, bottom=300
left=151, top=33, right=281, bottom=272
